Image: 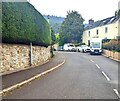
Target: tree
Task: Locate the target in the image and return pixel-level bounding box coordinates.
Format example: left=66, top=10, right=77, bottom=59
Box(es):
left=59, top=11, right=84, bottom=46
left=51, top=28, right=57, bottom=45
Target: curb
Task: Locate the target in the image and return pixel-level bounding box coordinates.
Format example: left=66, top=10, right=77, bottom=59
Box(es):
left=102, top=54, right=120, bottom=62
left=0, top=58, right=66, bottom=97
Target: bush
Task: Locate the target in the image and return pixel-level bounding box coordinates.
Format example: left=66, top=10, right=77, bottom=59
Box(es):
left=102, top=39, right=111, bottom=43
left=102, top=39, right=120, bottom=52
left=74, top=43, right=86, bottom=47
left=2, top=2, right=50, bottom=47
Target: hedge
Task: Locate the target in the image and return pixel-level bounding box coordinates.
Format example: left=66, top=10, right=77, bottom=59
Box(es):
left=102, top=39, right=120, bottom=52
left=2, top=2, right=50, bottom=47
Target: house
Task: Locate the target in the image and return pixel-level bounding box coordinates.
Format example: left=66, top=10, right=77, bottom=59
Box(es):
left=82, top=14, right=120, bottom=46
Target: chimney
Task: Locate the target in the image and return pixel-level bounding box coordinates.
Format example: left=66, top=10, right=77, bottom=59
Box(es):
left=89, top=19, right=94, bottom=25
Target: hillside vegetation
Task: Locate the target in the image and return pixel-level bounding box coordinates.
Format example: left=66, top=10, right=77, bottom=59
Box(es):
left=44, top=15, right=64, bottom=33
left=2, top=2, right=50, bottom=47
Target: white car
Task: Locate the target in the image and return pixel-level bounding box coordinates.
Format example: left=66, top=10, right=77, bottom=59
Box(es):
left=63, top=43, right=76, bottom=52
left=77, top=45, right=90, bottom=52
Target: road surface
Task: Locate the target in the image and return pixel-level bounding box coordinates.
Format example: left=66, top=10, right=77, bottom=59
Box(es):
left=3, top=52, right=119, bottom=99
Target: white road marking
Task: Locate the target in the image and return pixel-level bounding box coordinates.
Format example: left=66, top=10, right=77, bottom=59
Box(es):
left=96, top=64, right=100, bottom=69
left=113, top=89, right=120, bottom=98
left=101, top=71, right=110, bottom=81
left=90, top=59, right=94, bottom=63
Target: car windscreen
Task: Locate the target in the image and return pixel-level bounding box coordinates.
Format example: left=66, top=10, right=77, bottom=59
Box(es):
left=92, top=42, right=100, bottom=48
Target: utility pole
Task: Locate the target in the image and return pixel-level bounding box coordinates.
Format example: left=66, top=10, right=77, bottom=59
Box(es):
left=47, top=15, right=53, bottom=57
left=30, top=42, right=33, bottom=66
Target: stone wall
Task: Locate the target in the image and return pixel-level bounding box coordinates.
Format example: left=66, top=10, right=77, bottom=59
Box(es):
left=103, top=49, right=120, bottom=62
left=0, top=44, right=51, bottom=74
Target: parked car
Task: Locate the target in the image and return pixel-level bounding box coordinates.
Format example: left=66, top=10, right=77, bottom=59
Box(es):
left=58, top=46, right=64, bottom=51
left=77, top=45, right=90, bottom=52
left=63, top=43, right=76, bottom=52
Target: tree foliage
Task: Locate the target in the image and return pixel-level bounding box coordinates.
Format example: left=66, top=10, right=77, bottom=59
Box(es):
left=2, top=2, right=51, bottom=47
left=51, top=28, right=57, bottom=45
left=59, top=11, right=84, bottom=46
left=44, top=15, right=64, bottom=33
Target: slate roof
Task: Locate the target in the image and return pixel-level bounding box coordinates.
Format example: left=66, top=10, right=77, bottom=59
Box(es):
left=84, top=16, right=119, bottom=30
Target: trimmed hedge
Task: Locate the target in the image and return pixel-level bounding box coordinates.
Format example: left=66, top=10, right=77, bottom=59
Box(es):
left=2, top=2, right=50, bottom=47
left=102, top=39, right=120, bottom=52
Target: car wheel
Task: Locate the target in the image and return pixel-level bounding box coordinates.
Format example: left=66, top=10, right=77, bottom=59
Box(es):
left=84, top=50, right=87, bottom=53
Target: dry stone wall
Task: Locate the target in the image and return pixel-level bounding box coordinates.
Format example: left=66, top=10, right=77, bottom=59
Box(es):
left=0, top=44, right=51, bottom=74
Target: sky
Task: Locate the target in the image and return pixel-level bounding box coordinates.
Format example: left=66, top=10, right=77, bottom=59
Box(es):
left=28, top=0, right=120, bottom=23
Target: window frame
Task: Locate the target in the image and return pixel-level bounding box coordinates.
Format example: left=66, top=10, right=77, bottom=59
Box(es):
left=105, top=27, right=108, bottom=33
left=96, top=29, right=99, bottom=35
left=88, top=31, right=90, bottom=37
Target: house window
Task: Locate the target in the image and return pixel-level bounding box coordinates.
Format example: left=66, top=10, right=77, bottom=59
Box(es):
left=88, top=31, right=90, bottom=37
left=105, top=27, right=108, bottom=33
left=96, top=29, right=99, bottom=35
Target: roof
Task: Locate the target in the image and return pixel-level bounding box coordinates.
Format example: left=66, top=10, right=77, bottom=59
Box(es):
left=84, top=16, right=119, bottom=30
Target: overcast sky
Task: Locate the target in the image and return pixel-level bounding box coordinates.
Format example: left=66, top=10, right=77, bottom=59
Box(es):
left=28, top=0, right=120, bottom=23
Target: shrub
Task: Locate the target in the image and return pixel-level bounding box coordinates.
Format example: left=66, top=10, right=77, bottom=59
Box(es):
left=102, top=39, right=120, bottom=52
left=2, top=2, right=50, bottom=47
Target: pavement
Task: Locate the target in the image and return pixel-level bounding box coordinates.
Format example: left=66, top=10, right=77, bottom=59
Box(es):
left=2, top=51, right=65, bottom=90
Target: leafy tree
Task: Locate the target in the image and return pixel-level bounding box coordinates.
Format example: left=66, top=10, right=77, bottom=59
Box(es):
left=59, top=11, right=84, bottom=46
left=55, top=33, right=60, bottom=43
left=51, top=28, right=57, bottom=45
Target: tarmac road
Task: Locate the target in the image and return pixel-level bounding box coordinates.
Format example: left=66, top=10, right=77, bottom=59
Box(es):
left=3, top=52, right=119, bottom=99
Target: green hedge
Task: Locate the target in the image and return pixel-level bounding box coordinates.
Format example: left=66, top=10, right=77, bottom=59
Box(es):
left=2, top=2, right=50, bottom=47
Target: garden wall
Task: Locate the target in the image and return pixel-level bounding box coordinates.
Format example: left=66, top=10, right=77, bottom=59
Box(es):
left=103, top=49, right=120, bottom=62
left=0, top=44, right=51, bottom=75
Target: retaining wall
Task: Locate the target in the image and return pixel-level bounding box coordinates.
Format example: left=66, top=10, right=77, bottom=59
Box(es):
left=0, top=44, right=51, bottom=74
left=102, top=49, right=120, bottom=62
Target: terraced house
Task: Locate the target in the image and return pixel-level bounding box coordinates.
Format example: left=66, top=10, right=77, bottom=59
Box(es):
left=82, top=11, right=120, bottom=46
